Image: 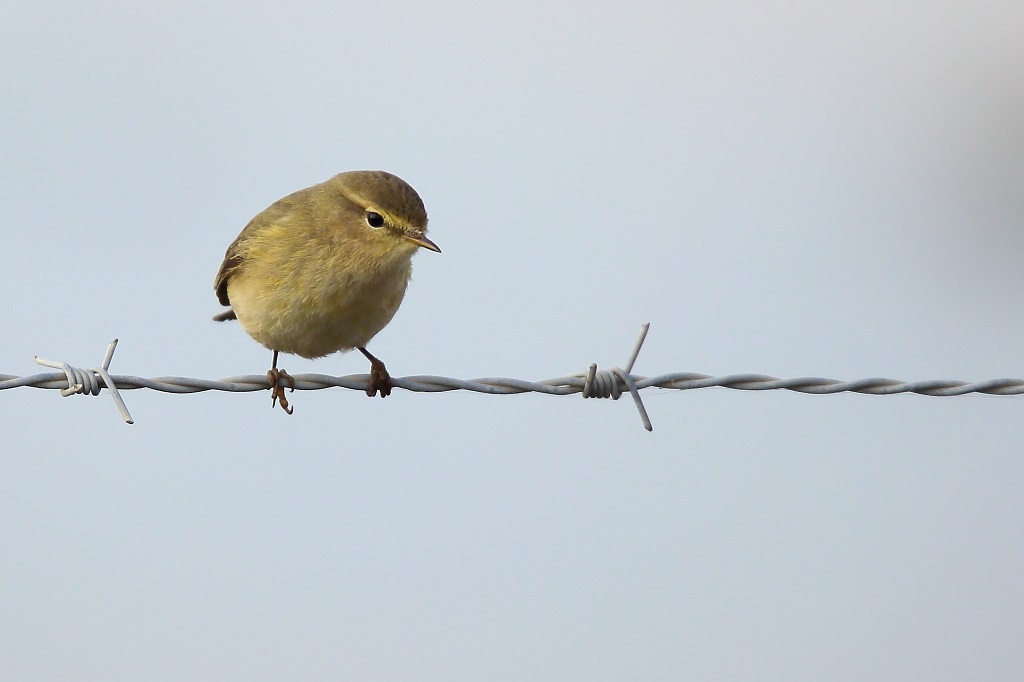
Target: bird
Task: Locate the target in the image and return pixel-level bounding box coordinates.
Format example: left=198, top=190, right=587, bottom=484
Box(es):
left=213, top=170, right=440, bottom=413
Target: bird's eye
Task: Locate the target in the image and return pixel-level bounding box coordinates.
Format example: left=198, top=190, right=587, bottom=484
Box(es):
left=365, top=211, right=385, bottom=228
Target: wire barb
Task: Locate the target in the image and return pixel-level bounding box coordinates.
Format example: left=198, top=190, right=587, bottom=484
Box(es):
left=581, top=323, right=654, bottom=431
left=33, top=339, right=134, bottom=424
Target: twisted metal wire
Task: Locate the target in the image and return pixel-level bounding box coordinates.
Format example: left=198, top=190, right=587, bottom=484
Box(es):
left=2, top=325, right=1022, bottom=429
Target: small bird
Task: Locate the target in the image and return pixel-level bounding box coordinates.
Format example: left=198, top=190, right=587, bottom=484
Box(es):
left=213, top=170, right=440, bottom=413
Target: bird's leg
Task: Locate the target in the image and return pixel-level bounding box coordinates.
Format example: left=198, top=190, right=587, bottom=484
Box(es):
left=358, top=346, right=392, bottom=398
left=267, top=350, right=295, bottom=414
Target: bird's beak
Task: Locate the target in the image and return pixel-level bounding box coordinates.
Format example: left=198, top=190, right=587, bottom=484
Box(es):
left=404, top=233, right=441, bottom=253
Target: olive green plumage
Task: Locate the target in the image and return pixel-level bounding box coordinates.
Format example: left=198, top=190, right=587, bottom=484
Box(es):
left=214, top=170, right=440, bottom=411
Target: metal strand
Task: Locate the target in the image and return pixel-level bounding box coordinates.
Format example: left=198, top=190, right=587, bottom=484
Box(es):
left=5, top=325, right=1022, bottom=428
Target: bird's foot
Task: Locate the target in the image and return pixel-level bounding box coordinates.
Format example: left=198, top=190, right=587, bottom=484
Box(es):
left=367, top=359, right=392, bottom=398
left=268, top=367, right=295, bottom=414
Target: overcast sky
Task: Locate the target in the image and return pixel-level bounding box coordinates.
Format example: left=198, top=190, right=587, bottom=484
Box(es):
left=2, top=1, right=1023, bottom=680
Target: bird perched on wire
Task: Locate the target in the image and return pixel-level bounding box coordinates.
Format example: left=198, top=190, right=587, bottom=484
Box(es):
left=213, top=170, right=440, bottom=413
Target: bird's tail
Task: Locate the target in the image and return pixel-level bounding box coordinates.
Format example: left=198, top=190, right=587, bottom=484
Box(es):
left=212, top=309, right=237, bottom=322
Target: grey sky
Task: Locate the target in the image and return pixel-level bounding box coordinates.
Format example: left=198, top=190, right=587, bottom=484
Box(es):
left=2, top=1, right=1023, bottom=679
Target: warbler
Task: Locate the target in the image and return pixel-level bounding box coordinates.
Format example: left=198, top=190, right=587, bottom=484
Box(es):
left=213, top=170, right=440, bottom=413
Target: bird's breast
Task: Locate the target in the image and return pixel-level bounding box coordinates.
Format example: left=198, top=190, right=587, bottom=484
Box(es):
left=228, top=253, right=413, bottom=359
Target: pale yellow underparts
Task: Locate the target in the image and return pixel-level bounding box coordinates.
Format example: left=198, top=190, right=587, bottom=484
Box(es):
left=228, top=218, right=418, bottom=358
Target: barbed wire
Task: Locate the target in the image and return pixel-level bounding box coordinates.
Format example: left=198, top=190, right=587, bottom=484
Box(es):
left=2, top=324, right=1022, bottom=430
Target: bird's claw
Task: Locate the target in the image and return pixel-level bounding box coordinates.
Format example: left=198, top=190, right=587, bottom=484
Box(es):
left=367, top=359, right=392, bottom=398
left=268, top=368, right=295, bottom=414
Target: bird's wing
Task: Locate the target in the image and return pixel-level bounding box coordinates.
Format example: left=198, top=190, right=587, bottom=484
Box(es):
left=213, top=198, right=294, bottom=307
left=213, top=185, right=334, bottom=308
left=214, top=241, right=245, bottom=307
